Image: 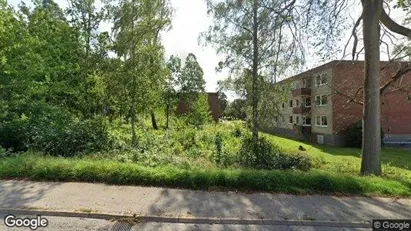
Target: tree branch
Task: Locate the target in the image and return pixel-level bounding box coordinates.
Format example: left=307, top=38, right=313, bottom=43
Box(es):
left=380, top=8, right=411, bottom=39
left=380, top=65, right=411, bottom=94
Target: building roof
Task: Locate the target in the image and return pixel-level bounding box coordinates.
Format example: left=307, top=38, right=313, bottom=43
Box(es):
left=278, top=60, right=411, bottom=83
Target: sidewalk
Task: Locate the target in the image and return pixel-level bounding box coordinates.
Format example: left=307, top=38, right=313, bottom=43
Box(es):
left=0, top=180, right=410, bottom=224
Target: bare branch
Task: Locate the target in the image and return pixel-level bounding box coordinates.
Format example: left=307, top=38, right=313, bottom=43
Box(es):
left=380, top=65, right=411, bottom=94
left=380, top=8, right=411, bottom=39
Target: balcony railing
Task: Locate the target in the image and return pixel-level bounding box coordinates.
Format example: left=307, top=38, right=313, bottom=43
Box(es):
left=292, top=88, right=311, bottom=97
left=292, top=106, right=311, bottom=114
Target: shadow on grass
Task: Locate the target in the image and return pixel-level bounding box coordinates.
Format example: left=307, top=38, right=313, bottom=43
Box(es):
left=261, top=131, right=411, bottom=172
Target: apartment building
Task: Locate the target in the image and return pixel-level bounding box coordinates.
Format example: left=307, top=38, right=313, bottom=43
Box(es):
left=262, top=60, right=411, bottom=146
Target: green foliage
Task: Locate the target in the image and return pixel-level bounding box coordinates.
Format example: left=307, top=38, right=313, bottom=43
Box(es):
left=238, top=136, right=312, bottom=171
left=186, top=93, right=213, bottom=127
left=1, top=153, right=410, bottom=196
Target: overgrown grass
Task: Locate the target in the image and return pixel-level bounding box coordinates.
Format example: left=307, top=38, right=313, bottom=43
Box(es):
left=0, top=119, right=410, bottom=197
left=0, top=153, right=409, bottom=196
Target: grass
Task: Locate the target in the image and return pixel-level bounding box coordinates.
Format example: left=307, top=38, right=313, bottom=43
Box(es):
left=0, top=152, right=410, bottom=197
left=0, top=120, right=410, bottom=197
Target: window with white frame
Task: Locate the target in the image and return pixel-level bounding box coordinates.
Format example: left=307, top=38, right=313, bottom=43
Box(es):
left=289, top=116, right=293, bottom=124
left=282, top=102, right=285, bottom=109
left=302, top=79, right=307, bottom=88
left=304, top=97, right=311, bottom=107
left=274, top=116, right=278, bottom=123
left=302, top=116, right=311, bottom=126
left=295, top=116, right=299, bottom=124
left=315, top=74, right=327, bottom=86
left=315, top=115, right=328, bottom=127
left=295, top=82, right=300, bottom=89
left=289, top=99, right=293, bottom=108
left=315, top=95, right=328, bottom=106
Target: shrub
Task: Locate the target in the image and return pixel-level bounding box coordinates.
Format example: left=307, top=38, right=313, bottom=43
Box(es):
left=237, top=136, right=312, bottom=171
left=29, top=115, right=110, bottom=157
left=186, top=93, right=213, bottom=127
left=0, top=118, right=29, bottom=152
left=346, top=121, right=384, bottom=148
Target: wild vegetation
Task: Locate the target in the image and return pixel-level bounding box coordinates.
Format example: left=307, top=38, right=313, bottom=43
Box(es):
left=1, top=0, right=411, bottom=196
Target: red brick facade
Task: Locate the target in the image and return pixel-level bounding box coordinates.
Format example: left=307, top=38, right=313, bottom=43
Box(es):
left=177, top=92, right=220, bottom=122
left=332, top=61, right=411, bottom=136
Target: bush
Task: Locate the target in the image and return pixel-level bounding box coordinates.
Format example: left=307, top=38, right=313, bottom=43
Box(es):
left=237, top=136, right=312, bottom=171
left=346, top=121, right=384, bottom=148
left=186, top=93, right=213, bottom=127
left=0, top=118, right=29, bottom=152
left=28, top=114, right=110, bottom=157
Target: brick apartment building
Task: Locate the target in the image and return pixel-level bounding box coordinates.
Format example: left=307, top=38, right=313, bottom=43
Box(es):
left=262, top=60, right=411, bottom=146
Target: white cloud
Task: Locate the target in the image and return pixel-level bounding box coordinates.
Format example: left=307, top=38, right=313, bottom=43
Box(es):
left=162, top=0, right=227, bottom=93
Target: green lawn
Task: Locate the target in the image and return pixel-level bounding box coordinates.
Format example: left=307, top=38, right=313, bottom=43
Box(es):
left=0, top=121, right=410, bottom=197
left=262, top=133, right=411, bottom=182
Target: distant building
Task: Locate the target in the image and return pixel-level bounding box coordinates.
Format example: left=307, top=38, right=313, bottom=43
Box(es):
left=177, top=92, right=220, bottom=122
left=261, top=60, right=411, bottom=146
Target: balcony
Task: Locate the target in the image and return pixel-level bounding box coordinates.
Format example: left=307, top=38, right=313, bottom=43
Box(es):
left=292, top=88, right=311, bottom=97
left=292, top=106, right=311, bottom=114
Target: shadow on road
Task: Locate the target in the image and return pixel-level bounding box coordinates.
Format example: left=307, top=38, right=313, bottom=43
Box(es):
left=0, top=180, right=60, bottom=209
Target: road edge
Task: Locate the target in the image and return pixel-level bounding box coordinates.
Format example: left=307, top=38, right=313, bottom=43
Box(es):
left=0, top=208, right=371, bottom=228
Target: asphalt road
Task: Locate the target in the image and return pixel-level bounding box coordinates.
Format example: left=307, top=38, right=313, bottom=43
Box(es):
left=0, top=214, right=371, bottom=231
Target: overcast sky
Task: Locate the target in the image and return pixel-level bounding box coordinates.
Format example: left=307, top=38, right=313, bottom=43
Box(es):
left=7, top=0, right=407, bottom=100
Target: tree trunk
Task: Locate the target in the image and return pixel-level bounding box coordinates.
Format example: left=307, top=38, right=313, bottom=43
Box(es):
left=360, top=0, right=383, bottom=175
left=151, top=111, right=158, bottom=130
left=131, top=103, right=137, bottom=147
left=166, top=102, right=170, bottom=129
left=251, top=0, right=259, bottom=151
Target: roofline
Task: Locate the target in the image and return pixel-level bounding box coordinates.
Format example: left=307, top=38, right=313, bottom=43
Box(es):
left=278, top=60, right=411, bottom=83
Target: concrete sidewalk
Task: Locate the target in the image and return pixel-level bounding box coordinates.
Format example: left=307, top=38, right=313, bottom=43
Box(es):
left=0, top=180, right=410, bottom=224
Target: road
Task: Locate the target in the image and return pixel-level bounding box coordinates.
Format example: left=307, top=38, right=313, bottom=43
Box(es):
left=0, top=214, right=371, bottom=231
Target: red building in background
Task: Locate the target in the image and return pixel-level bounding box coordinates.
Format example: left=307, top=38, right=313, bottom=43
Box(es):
left=177, top=92, right=220, bottom=122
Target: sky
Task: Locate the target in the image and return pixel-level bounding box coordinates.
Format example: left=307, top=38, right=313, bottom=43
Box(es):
left=6, top=0, right=408, bottom=100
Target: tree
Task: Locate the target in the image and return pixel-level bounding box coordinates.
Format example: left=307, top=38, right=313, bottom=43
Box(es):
left=349, top=0, right=411, bottom=175
left=165, top=55, right=182, bottom=129
left=112, top=0, right=172, bottom=145
left=66, top=0, right=112, bottom=117
left=217, top=91, right=228, bottom=117
left=202, top=0, right=304, bottom=153
left=186, top=93, right=213, bottom=127
left=177, top=53, right=206, bottom=102
left=225, top=99, right=247, bottom=120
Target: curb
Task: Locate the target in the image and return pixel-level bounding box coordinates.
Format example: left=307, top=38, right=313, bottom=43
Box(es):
left=0, top=208, right=371, bottom=228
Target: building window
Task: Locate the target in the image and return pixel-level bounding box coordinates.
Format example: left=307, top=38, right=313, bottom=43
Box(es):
left=315, top=95, right=328, bottom=106
left=295, top=99, right=300, bottom=107
left=303, top=78, right=311, bottom=88
left=282, top=102, right=285, bottom=109
left=302, top=116, right=311, bottom=126
left=295, top=116, right=299, bottom=124
left=289, top=100, right=293, bottom=108
left=315, top=115, right=328, bottom=127
left=289, top=116, right=293, bottom=124
left=295, top=82, right=300, bottom=89
left=315, top=74, right=327, bottom=86
left=304, top=97, right=311, bottom=107
left=274, top=116, right=278, bottom=123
